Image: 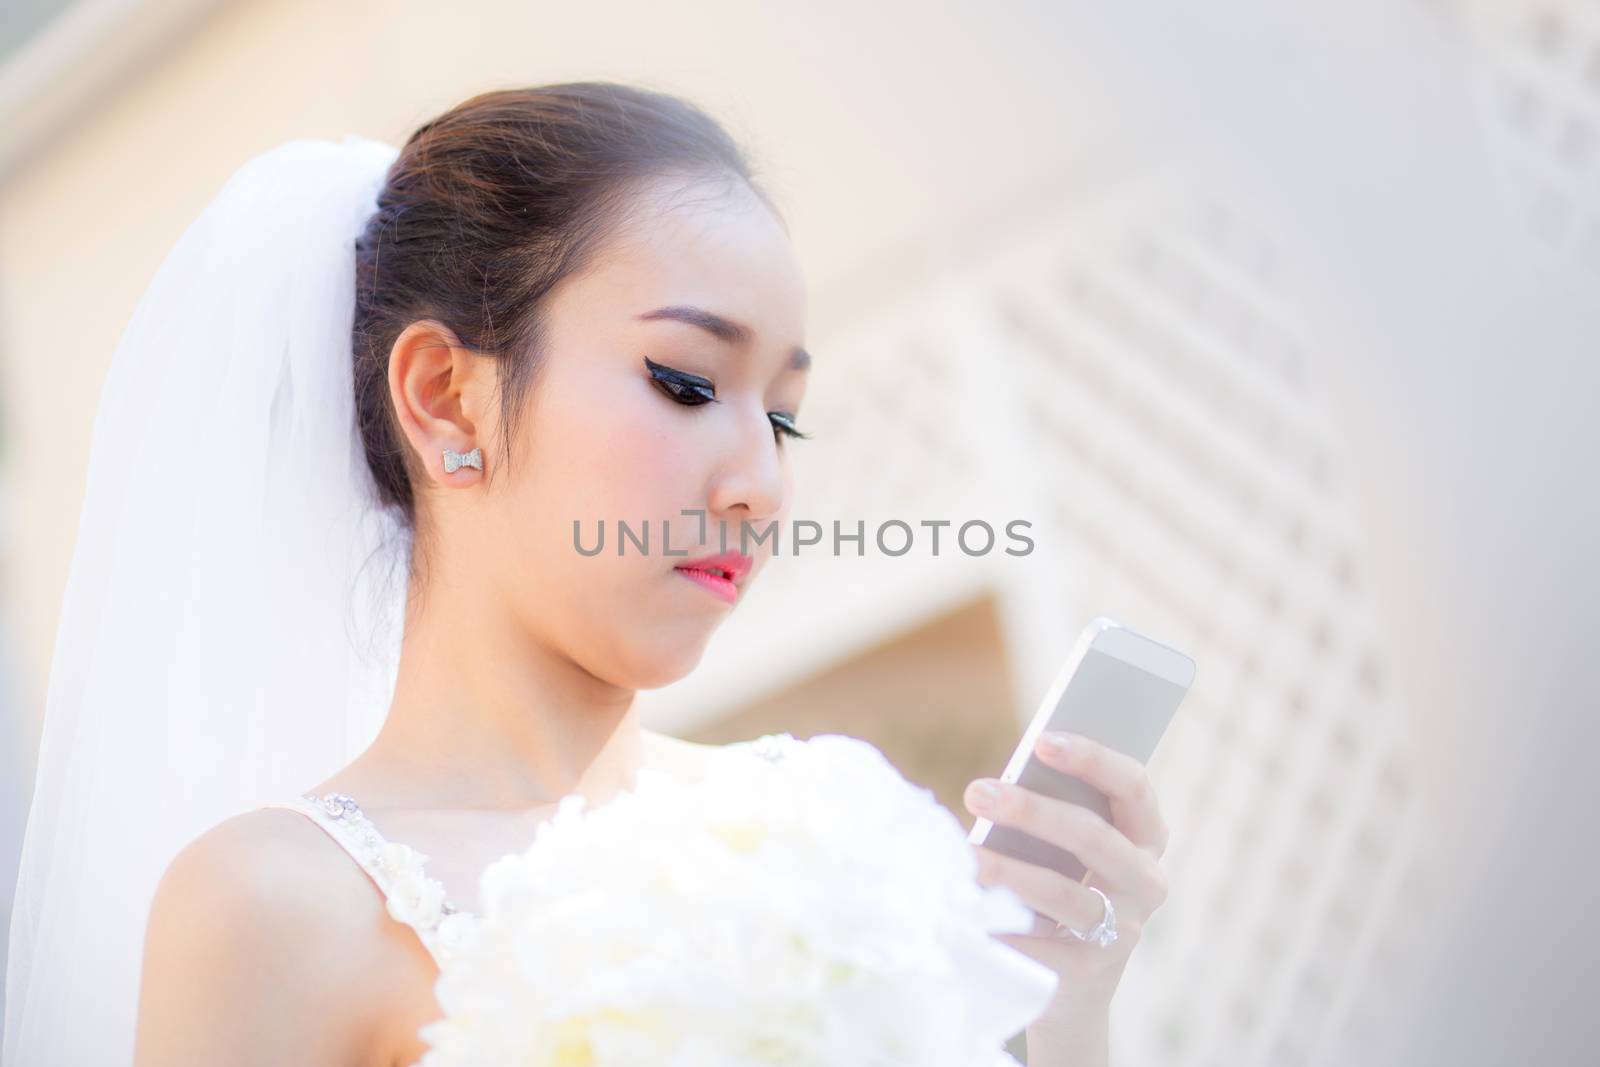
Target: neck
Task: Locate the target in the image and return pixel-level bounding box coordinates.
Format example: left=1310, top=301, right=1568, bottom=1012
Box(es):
left=359, top=577, right=645, bottom=812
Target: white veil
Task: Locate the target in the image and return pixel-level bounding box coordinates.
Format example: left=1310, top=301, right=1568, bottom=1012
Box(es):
left=3, top=134, right=409, bottom=1066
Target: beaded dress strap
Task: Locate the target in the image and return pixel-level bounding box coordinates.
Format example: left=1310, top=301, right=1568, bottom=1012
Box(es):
left=258, top=792, right=464, bottom=968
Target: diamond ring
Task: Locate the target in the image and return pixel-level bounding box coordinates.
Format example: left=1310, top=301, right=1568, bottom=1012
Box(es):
left=1052, top=885, right=1118, bottom=947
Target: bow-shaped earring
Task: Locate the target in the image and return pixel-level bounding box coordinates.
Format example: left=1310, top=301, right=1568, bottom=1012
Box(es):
left=442, top=446, right=483, bottom=474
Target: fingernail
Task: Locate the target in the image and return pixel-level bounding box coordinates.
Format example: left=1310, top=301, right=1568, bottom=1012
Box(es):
left=1041, top=731, right=1071, bottom=754
left=968, top=779, right=1000, bottom=812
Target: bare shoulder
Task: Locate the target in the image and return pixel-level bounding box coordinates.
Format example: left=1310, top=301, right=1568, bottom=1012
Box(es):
left=134, top=808, right=391, bottom=1066
left=151, top=807, right=370, bottom=938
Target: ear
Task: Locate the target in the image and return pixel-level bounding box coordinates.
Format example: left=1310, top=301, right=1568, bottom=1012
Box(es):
left=387, top=319, right=492, bottom=485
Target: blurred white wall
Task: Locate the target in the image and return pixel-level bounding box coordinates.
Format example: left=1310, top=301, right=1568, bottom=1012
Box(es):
left=1038, top=4, right=1600, bottom=1063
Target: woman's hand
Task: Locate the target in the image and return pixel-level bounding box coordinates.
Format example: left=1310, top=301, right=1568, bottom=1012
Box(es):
left=962, top=730, right=1170, bottom=1050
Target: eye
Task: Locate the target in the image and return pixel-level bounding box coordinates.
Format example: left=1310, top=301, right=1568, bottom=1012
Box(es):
left=768, top=411, right=812, bottom=442
left=645, top=356, right=812, bottom=443
left=645, top=356, right=717, bottom=406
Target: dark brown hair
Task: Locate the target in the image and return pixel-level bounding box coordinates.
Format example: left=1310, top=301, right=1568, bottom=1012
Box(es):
left=351, top=81, right=776, bottom=563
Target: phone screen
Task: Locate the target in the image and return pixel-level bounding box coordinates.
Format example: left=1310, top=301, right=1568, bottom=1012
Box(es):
left=978, top=643, right=1189, bottom=882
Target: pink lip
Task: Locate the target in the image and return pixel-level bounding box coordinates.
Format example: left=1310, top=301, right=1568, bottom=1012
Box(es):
left=675, top=566, right=739, bottom=604
left=673, top=551, right=752, bottom=606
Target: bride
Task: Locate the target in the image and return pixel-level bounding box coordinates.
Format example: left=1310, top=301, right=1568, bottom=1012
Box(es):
left=4, top=81, right=1169, bottom=1067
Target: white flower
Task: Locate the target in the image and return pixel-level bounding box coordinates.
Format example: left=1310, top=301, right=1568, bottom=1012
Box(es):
left=416, top=733, right=1058, bottom=1066
left=434, top=911, right=480, bottom=958
left=386, top=869, right=446, bottom=929
left=377, top=840, right=423, bottom=878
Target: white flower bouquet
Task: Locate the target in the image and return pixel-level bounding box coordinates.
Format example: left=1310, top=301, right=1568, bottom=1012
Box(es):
left=416, top=733, right=1058, bottom=1067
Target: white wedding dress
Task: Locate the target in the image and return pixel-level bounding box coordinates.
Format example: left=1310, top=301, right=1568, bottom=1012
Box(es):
left=255, top=734, right=1035, bottom=1067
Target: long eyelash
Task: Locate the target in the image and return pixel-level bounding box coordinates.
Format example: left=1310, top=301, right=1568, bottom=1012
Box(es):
left=769, top=412, right=812, bottom=441
left=644, top=356, right=811, bottom=441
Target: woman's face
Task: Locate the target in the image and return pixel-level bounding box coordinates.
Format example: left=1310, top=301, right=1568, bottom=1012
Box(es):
left=479, top=175, right=810, bottom=689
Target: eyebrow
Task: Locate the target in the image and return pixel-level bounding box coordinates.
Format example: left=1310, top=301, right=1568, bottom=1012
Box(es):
left=637, top=304, right=811, bottom=372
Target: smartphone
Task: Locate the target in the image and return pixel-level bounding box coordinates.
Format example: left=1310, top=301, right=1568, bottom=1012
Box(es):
left=968, top=616, right=1196, bottom=881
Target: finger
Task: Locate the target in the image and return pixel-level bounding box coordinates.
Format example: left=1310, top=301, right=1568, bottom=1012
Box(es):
left=972, top=843, right=1107, bottom=932
left=1033, top=731, right=1169, bottom=856
left=964, top=776, right=1163, bottom=900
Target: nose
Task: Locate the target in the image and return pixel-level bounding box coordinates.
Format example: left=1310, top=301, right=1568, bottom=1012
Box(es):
left=706, top=406, right=788, bottom=538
